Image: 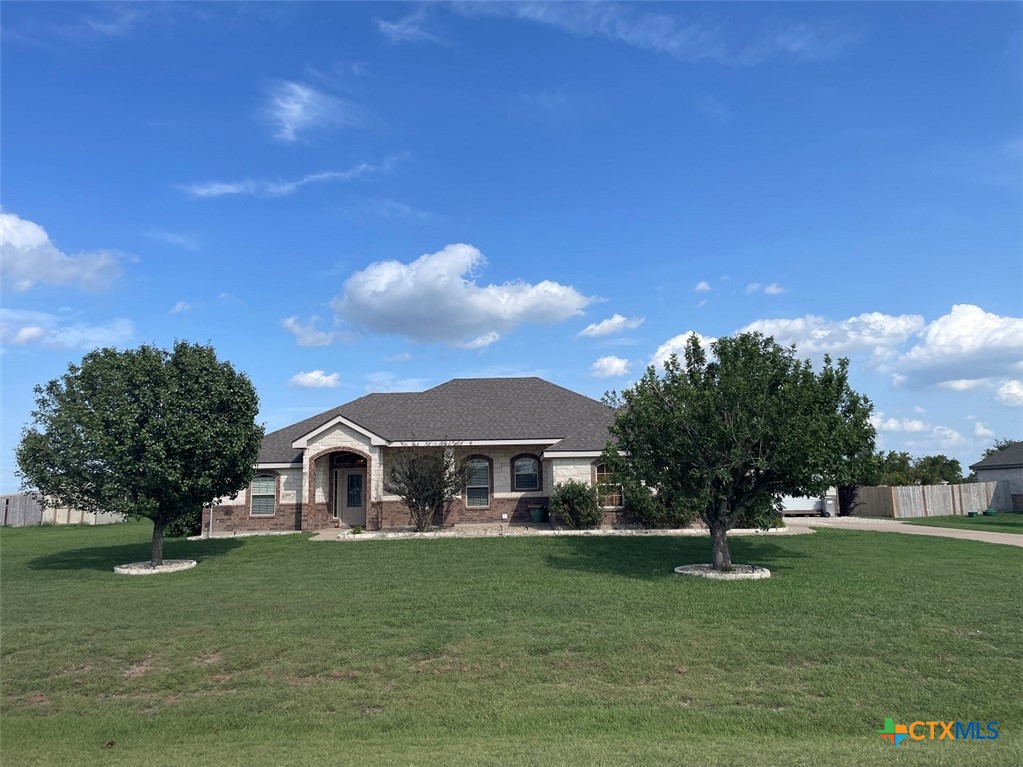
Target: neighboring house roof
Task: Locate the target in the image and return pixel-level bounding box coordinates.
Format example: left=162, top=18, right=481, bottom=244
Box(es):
left=258, top=377, right=617, bottom=464
left=969, top=442, right=1023, bottom=471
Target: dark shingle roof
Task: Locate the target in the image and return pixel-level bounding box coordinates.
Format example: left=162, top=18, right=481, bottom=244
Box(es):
left=969, top=442, right=1023, bottom=471
left=258, top=377, right=616, bottom=464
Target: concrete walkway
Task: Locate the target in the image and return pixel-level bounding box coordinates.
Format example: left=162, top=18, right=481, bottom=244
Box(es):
left=784, top=515, right=1023, bottom=548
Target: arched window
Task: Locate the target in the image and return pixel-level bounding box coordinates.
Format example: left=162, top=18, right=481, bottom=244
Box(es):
left=250, top=474, right=277, bottom=517
left=511, top=454, right=541, bottom=492
left=593, top=463, right=623, bottom=509
left=465, top=456, right=492, bottom=508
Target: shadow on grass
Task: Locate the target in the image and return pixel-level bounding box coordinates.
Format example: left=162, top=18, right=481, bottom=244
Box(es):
left=543, top=534, right=809, bottom=580
left=26, top=537, right=244, bottom=572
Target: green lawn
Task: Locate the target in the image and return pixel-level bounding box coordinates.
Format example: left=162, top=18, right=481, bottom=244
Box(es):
left=904, top=512, right=1023, bottom=534
left=1, top=522, right=1020, bottom=766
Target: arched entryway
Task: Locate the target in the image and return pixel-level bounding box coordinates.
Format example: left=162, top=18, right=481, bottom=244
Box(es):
left=305, top=447, right=373, bottom=530
left=331, top=451, right=367, bottom=526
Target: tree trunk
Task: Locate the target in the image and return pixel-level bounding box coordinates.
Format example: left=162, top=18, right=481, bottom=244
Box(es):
left=837, top=484, right=859, bottom=517
left=710, top=523, right=732, bottom=571
left=150, top=519, right=167, bottom=566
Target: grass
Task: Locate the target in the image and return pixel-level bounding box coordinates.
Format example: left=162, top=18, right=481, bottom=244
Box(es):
left=904, top=512, right=1023, bottom=534
left=1, top=522, right=1020, bottom=766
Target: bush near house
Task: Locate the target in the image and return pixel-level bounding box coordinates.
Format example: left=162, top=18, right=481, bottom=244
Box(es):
left=548, top=480, right=603, bottom=529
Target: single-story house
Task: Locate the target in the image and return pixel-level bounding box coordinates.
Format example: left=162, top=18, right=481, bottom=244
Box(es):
left=969, top=442, right=1023, bottom=512
left=204, top=377, right=623, bottom=534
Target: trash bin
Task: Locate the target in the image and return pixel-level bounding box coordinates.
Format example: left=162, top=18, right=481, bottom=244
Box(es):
left=528, top=506, right=544, bottom=523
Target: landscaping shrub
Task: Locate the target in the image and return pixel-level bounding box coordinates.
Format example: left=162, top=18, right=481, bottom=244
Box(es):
left=623, top=481, right=696, bottom=529
left=735, top=495, right=782, bottom=530
left=167, top=506, right=202, bottom=537
left=549, top=480, right=603, bottom=529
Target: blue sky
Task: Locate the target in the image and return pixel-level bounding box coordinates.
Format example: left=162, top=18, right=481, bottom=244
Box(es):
left=2, top=1, right=1021, bottom=491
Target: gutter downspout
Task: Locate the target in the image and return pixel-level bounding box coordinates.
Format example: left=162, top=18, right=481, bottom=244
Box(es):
left=207, top=504, right=214, bottom=539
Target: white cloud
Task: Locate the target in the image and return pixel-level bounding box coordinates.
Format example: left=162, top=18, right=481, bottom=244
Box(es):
left=179, top=155, right=405, bottom=199
left=997, top=380, right=1023, bottom=407
left=288, top=370, right=340, bottom=388
left=0, top=308, right=133, bottom=350
left=591, top=355, right=630, bottom=378
left=453, top=4, right=859, bottom=66
left=376, top=6, right=439, bottom=43
left=871, top=410, right=965, bottom=451
left=938, top=379, right=988, bottom=391
left=693, top=280, right=711, bottom=293
left=169, top=301, right=191, bottom=314
left=218, top=292, right=245, bottom=307
left=870, top=413, right=929, bottom=433
left=746, top=281, right=786, bottom=295
left=1, top=212, right=124, bottom=292
left=458, top=331, right=501, bottom=349
left=930, top=426, right=964, bottom=448
left=896, top=305, right=1023, bottom=388
left=385, top=351, right=412, bottom=363
left=577, top=313, right=645, bottom=337
left=282, top=316, right=336, bottom=347
left=365, top=371, right=430, bottom=393
left=974, top=421, right=996, bottom=439
left=650, top=331, right=717, bottom=368
left=261, top=80, right=362, bottom=143
left=331, top=243, right=595, bottom=345
left=740, top=312, right=925, bottom=361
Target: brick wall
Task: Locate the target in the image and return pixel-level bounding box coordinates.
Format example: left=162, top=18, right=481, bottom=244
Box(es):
left=370, top=496, right=552, bottom=529
left=203, top=503, right=303, bottom=533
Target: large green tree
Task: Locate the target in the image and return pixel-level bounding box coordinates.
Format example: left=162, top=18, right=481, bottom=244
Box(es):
left=912, top=454, right=963, bottom=485
left=16, top=342, right=263, bottom=565
left=603, top=333, right=875, bottom=571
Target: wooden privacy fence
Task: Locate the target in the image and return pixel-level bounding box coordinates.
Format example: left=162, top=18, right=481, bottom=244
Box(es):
left=1, top=493, right=124, bottom=527
left=2, top=493, right=43, bottom=527
left=856, top=482, right=999, bottom=519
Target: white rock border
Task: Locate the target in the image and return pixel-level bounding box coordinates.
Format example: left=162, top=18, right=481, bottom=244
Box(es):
left=113, top=560, right=197, bottom=576
left=673, top=563, right=771, bottom=580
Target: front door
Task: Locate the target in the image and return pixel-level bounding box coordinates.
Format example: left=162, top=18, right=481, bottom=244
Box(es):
left=335, top=469, right=366, bottom=526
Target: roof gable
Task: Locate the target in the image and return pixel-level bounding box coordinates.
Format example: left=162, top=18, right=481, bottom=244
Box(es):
left=970, top=442, right=1023, bottom=471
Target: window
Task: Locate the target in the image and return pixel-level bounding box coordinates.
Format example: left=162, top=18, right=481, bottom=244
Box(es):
left=250, top=474, right=277, bottom=516
left=465, top=457, right=491, bottom=508
left=593, top=463, right=623, bottom=508
left=512, top=455, right=541, bottom=491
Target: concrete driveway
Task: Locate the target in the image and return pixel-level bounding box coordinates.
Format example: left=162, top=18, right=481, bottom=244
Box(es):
left=784, top=515, right=1023, bottom=548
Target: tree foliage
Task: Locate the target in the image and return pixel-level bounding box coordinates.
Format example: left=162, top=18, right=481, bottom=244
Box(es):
left=875, top=451, right=964, bottom=486
left=384, top=446, right=464, bottom=532
left=981, top=439, right=1021, bottom=460
left=913, top=454, right=963, bottom=485
left=16, top=342, right=263, bottom=565
left=548, top=480, right=603, bottom=529
left=603, top=332, right=875, bottom=571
